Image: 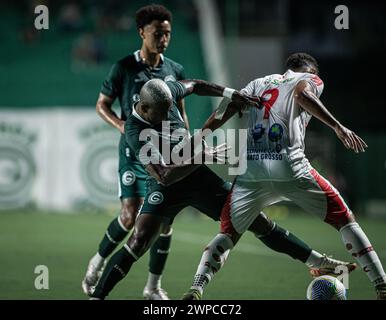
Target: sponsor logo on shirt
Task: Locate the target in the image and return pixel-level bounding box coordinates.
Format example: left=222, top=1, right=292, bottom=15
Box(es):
left=251, top=124, right=265, bottom=141
left=268, top=123, right=283, bottom=142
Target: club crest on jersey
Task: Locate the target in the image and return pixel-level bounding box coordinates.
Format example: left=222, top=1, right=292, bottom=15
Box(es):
left=164, top=75, right=176, bottom=82
left=268, top=123, right=283, bottom=142
left=251, top=124, right=265, bottom=141
left=148, top=191, right=164, bottom=205
left=122, top=171, right=136, bottom=186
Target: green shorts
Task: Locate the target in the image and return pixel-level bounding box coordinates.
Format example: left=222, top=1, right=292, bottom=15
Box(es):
left=118, top=135, right=147, bottom=199
left=140, top=165, right=232, bottom=221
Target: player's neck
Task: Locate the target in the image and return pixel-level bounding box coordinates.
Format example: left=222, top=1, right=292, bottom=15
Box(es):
left=140, top=47, right=161, bottom=68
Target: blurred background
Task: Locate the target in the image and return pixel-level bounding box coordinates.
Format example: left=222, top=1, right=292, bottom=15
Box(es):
left=0, top=0, right=385, bottom=299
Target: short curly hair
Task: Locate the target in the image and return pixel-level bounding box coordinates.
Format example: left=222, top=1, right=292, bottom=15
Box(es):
left=136, top=4, right=173, bottom=30
left=286, top=53, right=319, bottom=74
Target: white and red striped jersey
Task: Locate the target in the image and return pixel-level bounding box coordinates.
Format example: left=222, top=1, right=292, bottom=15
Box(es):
left=238, top=69, right=324, bottom=182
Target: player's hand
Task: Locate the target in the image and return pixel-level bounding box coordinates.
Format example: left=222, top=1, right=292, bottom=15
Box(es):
left=230, top=93, right=263, bottom=118
left=232, top=91, right=261, bottom=108
left=245, top=95, right=264, bottom=109
left=334, top=124, right=368, bottom=153
left=117, top=120, right=125, bottom=134
left=202, top=141, right=230, bottom=164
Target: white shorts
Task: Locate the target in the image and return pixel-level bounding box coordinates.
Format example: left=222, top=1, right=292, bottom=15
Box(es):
left=220, top=168, right=352, bottom=234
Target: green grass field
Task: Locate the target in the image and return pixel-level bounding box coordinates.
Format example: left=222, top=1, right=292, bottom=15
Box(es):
left=0, top=209, right=385, bottom=300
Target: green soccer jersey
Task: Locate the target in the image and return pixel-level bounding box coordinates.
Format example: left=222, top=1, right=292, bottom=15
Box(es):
left=101, top=51, right=185, bottom=198
left=124, top=81, right=230, bottom=221
left=101, top=50, right=185, bottom=121
left=124, top=80, right=190, bottom=173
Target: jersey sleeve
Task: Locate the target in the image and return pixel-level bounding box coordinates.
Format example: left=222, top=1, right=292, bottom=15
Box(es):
left=166, top=80, right=189, bottom=101
left=100, top=63, right=123, bottom=99
left=305, top=74, right=324, bottom=98
left=177, top=65, right=186, bottom=81
left=241, top=78, right=262, bottom=96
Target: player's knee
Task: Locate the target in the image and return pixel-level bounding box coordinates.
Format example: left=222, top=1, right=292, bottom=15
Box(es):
left=248, top=212, right=274, bottom=237
left=120, top=199, right=141, bottom=229
left=119, top=211, right=136, bottom=230
left=326, top=212, right=356, bottom=231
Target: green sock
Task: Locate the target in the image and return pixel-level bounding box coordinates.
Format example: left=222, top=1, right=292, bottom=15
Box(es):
left=258, top=224, right=312, bottom=262
left=92, top=246, right=136, bottom=299
left=149, top=231, right=172, bottom=276
left=98, top=217, right=128, bottom=258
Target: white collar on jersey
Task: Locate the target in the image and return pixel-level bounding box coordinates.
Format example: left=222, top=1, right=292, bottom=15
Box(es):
left=283, top=69, right=294, bottom=77
left=132, top=103, right=152, bottom=125
left=134, top=50, right=164, bottom=64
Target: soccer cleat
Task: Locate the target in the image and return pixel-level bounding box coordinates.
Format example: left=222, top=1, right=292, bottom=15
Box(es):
left=81, top=258, right=107, bottom=296
left=181, top=289, right=202, bottom=300
left=375, top=283, right=386, bottom=300
left=309, top=254, right=356, bottom=277
left=143, top=287, right=170, bottom=300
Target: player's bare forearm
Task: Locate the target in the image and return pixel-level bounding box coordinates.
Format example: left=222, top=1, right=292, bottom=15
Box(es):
left=294, top=81, right=340, bottom=130
left=182, top=79, right=226, bottom=97
left=96, top=93, right=125, bottom=133
left=180, top=80, right=255, bottom=107
left=146, top=163, right=201, bottom=186
left=202, top=101, right=240, bottom=133
left=295, top=81, right=367, bottom=153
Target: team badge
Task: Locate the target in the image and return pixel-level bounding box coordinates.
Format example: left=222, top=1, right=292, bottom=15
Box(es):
left=148, top=191, right=164, bottom=205
left=122, top=171, right=136, bottom=186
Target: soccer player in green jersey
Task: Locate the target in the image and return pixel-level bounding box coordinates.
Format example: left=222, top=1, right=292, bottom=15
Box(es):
left=90, top=78, right=355, bottom=300
left=82, top=4, right=188, bottom=300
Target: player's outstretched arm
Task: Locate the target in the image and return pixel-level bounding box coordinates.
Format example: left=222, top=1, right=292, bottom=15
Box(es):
left=180, top=79, right=256, bottom=105
left=294, top=80, right=368, bottom=153
left=201, top=98, right=261, bottom=133
left=96, top=93, right=125, bottom=134
left=179, top=80, right=260, bottom=137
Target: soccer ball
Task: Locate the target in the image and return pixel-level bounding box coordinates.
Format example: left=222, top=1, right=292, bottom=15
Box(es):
left=306, top=275, right=347, bottom=300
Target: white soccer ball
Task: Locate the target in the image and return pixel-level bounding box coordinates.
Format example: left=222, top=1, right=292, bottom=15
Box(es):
left=306, top=275, right=347, bottom=300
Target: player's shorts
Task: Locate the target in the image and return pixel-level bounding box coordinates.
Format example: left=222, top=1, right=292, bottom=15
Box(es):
left=221, top=168, right=353, bottom=234
left=118, top=135, right=147, bottom=199
left=140, top=165, right=232, bottom=221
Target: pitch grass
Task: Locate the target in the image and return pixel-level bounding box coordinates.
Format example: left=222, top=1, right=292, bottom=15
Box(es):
left=0, top=209, right=385, bottom=300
